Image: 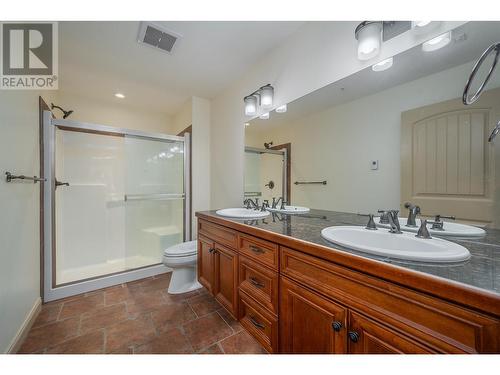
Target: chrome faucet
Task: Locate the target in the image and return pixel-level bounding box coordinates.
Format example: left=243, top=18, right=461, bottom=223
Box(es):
left=272, top=197, right=286, bottom=210
left=244, top=198, right=259, bottom=210
left=261, top=200, right=270, bottom=212
left=386, top=210, right=402, bottom=234
left=404, top=202, right=421, bottom=227
left=428, top=214, right=455, bottom=231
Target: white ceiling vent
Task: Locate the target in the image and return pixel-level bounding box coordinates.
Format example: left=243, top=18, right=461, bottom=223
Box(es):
left=138, top=22, right=181, bottom=54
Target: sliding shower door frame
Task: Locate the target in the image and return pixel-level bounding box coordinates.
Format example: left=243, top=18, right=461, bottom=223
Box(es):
left=244, top=146, right=288, bottom=203
left=42, top=110, right=191, bottom=302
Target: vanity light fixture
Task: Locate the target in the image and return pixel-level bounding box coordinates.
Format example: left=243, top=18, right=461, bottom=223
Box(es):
left=411, top=21, right=441, bottom=35
left=422, top=31, right=452, bottom=52
left=260, top=84, right=274, bottom=108
left=355, top=21, right=383, bottom=61
left=244, top=95, right=258, bottom=116
left=243, top=84, right=274, bottom=116
left=114, top=93, right=125, bottom=99
left=372, top=57, right=393, bottom=72
left=275, top=104, right=287, bottom=113
left=259, top=112, right=270, bottom=120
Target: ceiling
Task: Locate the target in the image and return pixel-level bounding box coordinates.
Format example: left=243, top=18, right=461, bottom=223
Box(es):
left=58, top=21, right=304, bottom=115
left=246, top=21, right=500, bottom=134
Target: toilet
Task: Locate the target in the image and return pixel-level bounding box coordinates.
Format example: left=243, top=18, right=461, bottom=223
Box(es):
left=163, top=240, right=203, bottom=294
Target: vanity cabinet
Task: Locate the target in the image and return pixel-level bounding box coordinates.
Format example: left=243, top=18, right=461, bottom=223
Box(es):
left=197, top=222, right=239, bottom=317
left=196, top=215, right=500, bottom=354
left=347, top=311, right=433, bottom=354
left=280, top=277, right=346, bottom=353
left=197, top=236, right=214, bottom=293
left=213, top=244, right=238, bottom=316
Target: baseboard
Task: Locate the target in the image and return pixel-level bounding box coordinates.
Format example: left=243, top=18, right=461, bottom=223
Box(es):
left=6, top=297, right=42, bottom=354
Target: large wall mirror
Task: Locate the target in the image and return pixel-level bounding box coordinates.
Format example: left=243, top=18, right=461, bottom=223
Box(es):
left=245, top=21, right=500, bottom=229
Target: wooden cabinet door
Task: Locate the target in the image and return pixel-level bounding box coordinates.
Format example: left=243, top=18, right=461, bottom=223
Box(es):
left=280, top=277, right=347, bottom=353
left=213, top=244, right=238, bottom=317
left=347, top=311, right=434, bottom=354
left=197, top=236, right=214, bottom=293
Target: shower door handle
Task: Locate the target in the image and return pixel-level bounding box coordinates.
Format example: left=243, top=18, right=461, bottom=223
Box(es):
left=55, top=179, right=70, bottom=188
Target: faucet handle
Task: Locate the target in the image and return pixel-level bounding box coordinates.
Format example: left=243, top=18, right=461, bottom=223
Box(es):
left=365, top=214, right=378, bottom=230
left=416, top=219, right=432, bottom=239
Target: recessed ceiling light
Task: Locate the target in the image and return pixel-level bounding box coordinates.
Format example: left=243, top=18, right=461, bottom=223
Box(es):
left=259, top=112, right=270, bottom=120
left=275, top=104, right=287, bottom=113
left=422, top=31, right=451, bottom=52
left=115, top=93, right=125, bottom=99
left=372, top=57, right=393, bottom=72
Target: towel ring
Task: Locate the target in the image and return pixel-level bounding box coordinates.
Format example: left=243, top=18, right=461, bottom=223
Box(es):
left=462, top=42, right=500, bottom=105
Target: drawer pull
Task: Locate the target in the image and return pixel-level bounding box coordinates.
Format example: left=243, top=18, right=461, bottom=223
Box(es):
left=208, top=248, right=215, bottom=253
left=249, top=245, right=265, bottom=254
left=249, top=277, right=264, bottom=288
left=249, top=316, right=265, bottom=329
left=348, top=331, right=360, bottom=343
left=332, top=321, right=343, bottom=332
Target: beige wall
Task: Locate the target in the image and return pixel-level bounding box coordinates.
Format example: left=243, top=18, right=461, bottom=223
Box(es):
left=246, top=60, right=499, bottom=214
left=210, top=22, right=466, bottom=210
left=0, top=90, right=57, bottom=352
left=55, top=90, right=173, bottom=133
left=171, top=99, right=192, bottom=135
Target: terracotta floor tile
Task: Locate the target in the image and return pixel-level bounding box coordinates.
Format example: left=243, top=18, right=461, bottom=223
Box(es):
left=153, top=272, right=172, bottom=280
left=199, top=343, right=224, bottom=354
left=135, top=327, right=193, bottom=354
left=80, top=303, right=129, bottom=334
left=104, top=286, right=131, bottom=306
left=18, top=317, right=80, bottom=353
left=163, top=289, right=200, bottom=304
left=220, top=330, right=266, bottom=354
left=32, top=303, right=62, bottom=328
left=217, top=308, right=243, bottom=333
left=46, top=330, right=105, bottom=354
left=187, top=294, right=221, bottom=317
left=183, top=312, right=233, bottom=352
left=59, top=293, right=104, bottom=319
left=135, top=277, right=170, bottom=293
left=105, top=314, right=157, bottom=353
left=126, top=290, right=167, bottom=316
left=150, top=302, right=197, bottom=332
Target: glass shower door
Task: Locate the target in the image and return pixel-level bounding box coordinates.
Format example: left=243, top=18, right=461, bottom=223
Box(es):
left=123, top=135, right=185, bottom=271
left=44, top=110, right=189, bottom=301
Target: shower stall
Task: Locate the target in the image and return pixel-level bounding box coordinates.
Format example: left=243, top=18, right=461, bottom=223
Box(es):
left=42, top=111, right=190, bottom=302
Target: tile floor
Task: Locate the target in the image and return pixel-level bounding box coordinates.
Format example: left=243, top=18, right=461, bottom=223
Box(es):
left=18, top=273, right=266, bottom=354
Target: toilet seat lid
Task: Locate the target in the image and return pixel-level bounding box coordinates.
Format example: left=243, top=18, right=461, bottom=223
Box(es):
left=164, top=240, right=197, bottom=257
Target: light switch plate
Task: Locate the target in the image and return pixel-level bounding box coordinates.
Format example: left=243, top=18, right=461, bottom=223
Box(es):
left=371, top=160, right=379, bottom=170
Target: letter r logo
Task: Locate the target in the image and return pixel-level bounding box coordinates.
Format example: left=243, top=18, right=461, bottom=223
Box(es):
left=2, top=23, right=53, bottom=75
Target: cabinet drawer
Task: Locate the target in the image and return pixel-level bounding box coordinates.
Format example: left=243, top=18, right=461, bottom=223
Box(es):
left=281, top=246, right=500, bottom=353
left=239, top=234, right=278, bottom=270
left=198, top=220, right=237, bottom=249
left=239, top=290, right=278, bottom=353
left=239, top=256, right=278, bottom=315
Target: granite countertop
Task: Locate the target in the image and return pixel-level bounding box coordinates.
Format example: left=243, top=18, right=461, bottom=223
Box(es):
left=199, top=209, right=500, bottom=295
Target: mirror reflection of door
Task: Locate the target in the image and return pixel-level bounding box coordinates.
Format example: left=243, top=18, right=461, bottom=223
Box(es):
left=401, top=87, right=500, bottom=228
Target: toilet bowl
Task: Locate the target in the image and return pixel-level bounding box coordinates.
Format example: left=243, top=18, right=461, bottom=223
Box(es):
left=163, top=240, right=202, bottom=294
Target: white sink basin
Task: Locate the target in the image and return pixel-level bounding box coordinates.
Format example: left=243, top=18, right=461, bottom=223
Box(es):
left=321, top=226, right=471, bottom=263
left=216, top=208, right=270, bottom=219
left=375, top=217, right=485, bottom=238
left=267, top=205, right=310, bottom=214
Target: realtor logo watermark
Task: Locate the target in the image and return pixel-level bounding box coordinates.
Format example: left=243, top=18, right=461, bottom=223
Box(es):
left=0, top=22, right=58, bottom=89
